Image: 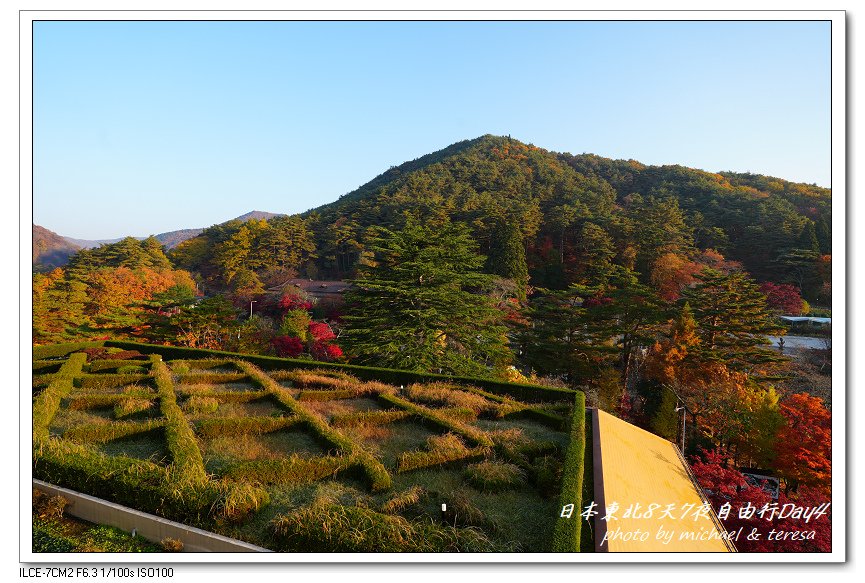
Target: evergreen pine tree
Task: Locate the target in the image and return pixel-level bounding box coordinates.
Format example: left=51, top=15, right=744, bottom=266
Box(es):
left=485, top=220, right=529, bottom=297
left=815, top=216, right=831, bottom=254
left=342, top=220, right=511, bottom=376
left=680, top=268, right=786, bottom=370
left=651, top=387, right=681, bottom=442
left=796, top=220, right=820, bottom=253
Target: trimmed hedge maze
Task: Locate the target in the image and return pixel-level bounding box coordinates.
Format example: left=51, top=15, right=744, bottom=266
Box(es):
left=33, top=342, right=588, bottom=552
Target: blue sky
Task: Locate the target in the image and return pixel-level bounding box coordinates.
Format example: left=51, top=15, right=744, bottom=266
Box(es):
left=32, top=20, right=831, bottom=239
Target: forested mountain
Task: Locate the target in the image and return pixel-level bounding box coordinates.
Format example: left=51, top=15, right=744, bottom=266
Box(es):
left=170, top=134, right=830, bottom=303
left=307, top=135, right=829, bottom=289
left=33, top=224, right=80, bottom=272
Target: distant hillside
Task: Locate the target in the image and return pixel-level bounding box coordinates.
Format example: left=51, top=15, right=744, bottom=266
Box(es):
left=36, top=210, right=284, bottom=269
left=233, top=210, right=283, bottom=222
left=62, top=235, right=125, bottom=249
left=33, top=224, right=80, bottom=272
left=153, top=228, right=204, bottom=250
left=60, top=210, right=284, bottom=249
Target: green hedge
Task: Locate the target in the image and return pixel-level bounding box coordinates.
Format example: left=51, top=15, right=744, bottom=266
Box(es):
left=104, top=341, right=575, bottom=403
left=76, top=374, right=151, bottom=389
left=179, top=389, right=271, bottom=403
left=33, top=353, right=87, bottom=443
left=63, top=420, right=165, bottom=444
left=177, top=373, right=249, bottom=385
left=195, top=416, right=301, bottom=438
left=68, top=390, right=154, bottom=410
left=223, top=455, right=352, bottom=485
left=238, top=361, right=391, bottom=492
left=151, top=356, right=208, bottom=485
left=551, top=392, right=587, bottom=552
left=33, top=342, right=105, bottom=360
left=88, top=360, right=152, bottom=373
left=397, top=445, right=488, bottom=473
left=379, top=393, right=494, bottom=447
left=270, top=502, right=502, bottom=552
left=32, top=360, right=63, bottom=374
left=33, top=438, right=219, bottom=526
left=296, top=389, right=358, bottom=401
left=330, top=409, right=412, bottom=428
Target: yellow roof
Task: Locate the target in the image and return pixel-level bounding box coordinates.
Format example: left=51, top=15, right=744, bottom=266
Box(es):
left=594, top=409, right=734, bottom=552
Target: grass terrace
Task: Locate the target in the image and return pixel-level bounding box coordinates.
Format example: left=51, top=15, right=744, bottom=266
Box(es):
left=32, top=341, right=589, bottom=552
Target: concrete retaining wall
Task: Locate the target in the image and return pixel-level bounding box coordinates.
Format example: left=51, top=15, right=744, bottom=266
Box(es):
left=33, top=480, right=271, bottom=553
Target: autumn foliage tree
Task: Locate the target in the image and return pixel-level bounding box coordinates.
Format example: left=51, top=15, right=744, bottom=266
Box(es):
left=650, top=252, right=701, bottom=302
left=690, top=449, right=831, bottom=553
left=34, top=237, right=198, bottom=343
left=759, top=282, right=804, bottom=315
left=774, top=393, right=832, bottom=494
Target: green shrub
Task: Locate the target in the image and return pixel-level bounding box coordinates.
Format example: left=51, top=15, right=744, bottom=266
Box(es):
left=397, top=434, right=488, bottom=473
left=330, top=409, right=411, bottom=428
left=195, top=416, right=300, bottom=438
left=103, top=340, right=575, bottom=403
left=380, top=485, right=426, bottom=514
left=237, top=361, right=391, bottom=491
left=33, top=342, right=103, bottom=360
left=223, top=454, right=351, bottom=485
left=179, top=359, right=234, bottom=371
left=551, top=391, right=587, bottom=552
left=464, top=461, right=527, bottom=492
left=297, top=389, right=357, bottom=401
left=171, top=362, right=191, bottom=375
left=379, top=392, right=493, bottom=447
left=78, top=525, right=162, bottom=552
left=270, top=500, right=501, bottom=552
left=117, top=365, right=147, bottom=375
left=33, top=522, right=76, bottom=552
left=64, top=420, right=165, bottom=444
left=114, top=398, right=154, bottom=419
left=182, top=396, right=219, bottom=415
left=151, top=356, right=208, bottom=486
left=211, top=482, right=270, bottom=523
left=33, top=353, right=87, bottom=443
left=33, top=437, right=221, bottom=526
left=68, top=394, right=131, bottom=410
left=177, top=373, right=248, bottom=385
left=32, top=360, right=63, bottom=374
left=77, top=374, right=151, bottom=389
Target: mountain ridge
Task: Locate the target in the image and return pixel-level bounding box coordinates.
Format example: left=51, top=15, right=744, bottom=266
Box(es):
left=33, top=210, right=284, bottom=271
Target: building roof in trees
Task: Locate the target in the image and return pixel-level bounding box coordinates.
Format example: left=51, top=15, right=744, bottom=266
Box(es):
left=286, top=279, right=352, bottom=297
left=593, top=408, right=734, bottom=552
left=780, top=316, right=831, bottom=325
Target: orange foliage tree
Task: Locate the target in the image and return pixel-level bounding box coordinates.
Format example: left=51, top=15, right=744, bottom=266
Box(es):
left=775, top=393, right=831, bottom=494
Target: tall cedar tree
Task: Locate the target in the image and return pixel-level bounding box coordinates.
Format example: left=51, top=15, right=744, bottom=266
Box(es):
left=485, top=220, right=529, bottom=296
left=341, top=221, right=511, bottom=376
left=680, top=268, right=786, bottom=371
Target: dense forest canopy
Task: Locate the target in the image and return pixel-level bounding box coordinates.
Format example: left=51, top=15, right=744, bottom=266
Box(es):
left=163, top=135, right=829, bottom=303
